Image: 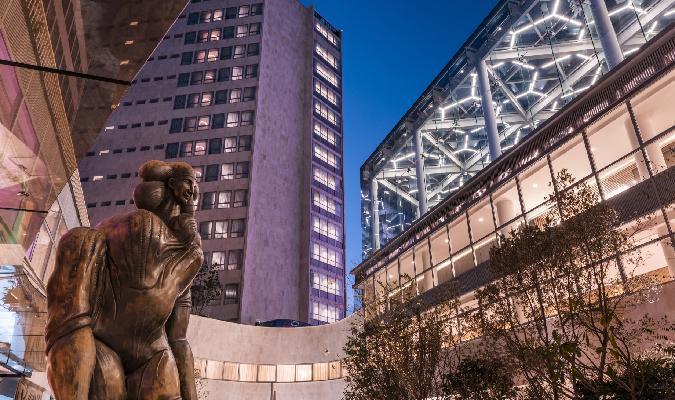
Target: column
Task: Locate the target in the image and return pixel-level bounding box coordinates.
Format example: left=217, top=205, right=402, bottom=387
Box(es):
left=624, top=118, right=667, bottom=181
left=476, top=59, right=502, bottom=161
left=413, top=128, right=429, bottom=215
left=370, top=178, right=381, bottom=251
left=589, top=0, right=624, bottom=69
left=494, top=198, right=516, bottom=234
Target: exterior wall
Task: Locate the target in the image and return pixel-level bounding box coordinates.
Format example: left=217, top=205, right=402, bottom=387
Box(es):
left=241, top=0, right=311, bottom=324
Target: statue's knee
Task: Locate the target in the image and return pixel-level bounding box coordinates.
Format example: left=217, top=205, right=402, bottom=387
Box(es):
left=90, top=340, right=126, bottom=400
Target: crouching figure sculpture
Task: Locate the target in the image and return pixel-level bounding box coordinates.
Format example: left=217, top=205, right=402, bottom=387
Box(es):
left=45, top=161, right=203, bottom=400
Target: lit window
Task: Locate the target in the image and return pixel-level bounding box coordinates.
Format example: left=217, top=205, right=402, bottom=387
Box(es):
left=314, top=80, right=338, bottom=106
left=313, top=191, right=337, bottom=215
left=315, top=64, right=339, bottom=87
left=212, top=9, right=223, bottom=21
left=224, top=137, right=237, bottom=153
left=231, top=66, right=243, bottom=80
left=217, top=191, right=231, bottom=208
left=312, top=272, right=340, bottom=295
left=312, top=243, right=341, bottom=268
left=226, top=112, right=240, bottom=127
left=93, top=175, right=103, bottom=181
left=316, top=44, right=338, bottom=69
left=313, top=168, right=337, bottom=190
left=233, top=45, right=246, bottom=59
left=314, top=101, right=339, bottom=126
left=199, top=10, right=212, bottom=23
left=311, top=301, right=339, bottom=323
left=314, top=145, right=339, bottom=167
left=213, top=220, right=228, bottom=238
left=210, top=29, right=221, bottom=41
left=249, top=23, right=261, bottom=36
left=200, top=92, right=213, bottom=107
left=221, top=163, right=234, bottom=179
left=211, top=251, right=226, bottom=270
left=98, top=149, right=110, bottom=155
left=227, top=250, right=243, bottom=270
left=240, top=111, right=254, bottom=126
left=315, top=22, right=337, bottom=46
left=203, top=70, right=216, bottom=83
left=313, top=122, right=338, bottom=146
left=197, top=115, right=210, bottom=130
left=238, top=5, right=249, bottom=18
left=207, top=49, right=219, bottom=62
left=236, top=25, right=248, bottom=38
left=194, top=50, right=206, bottom=63
left=229, top=88, right=242, bottom=103
left=224, top=284, right=239, bottom=304
left=194, top=140, right=207, bottom=156
left=233, top=190, right=247, bottom=207
left=187, top=93, right=200, bottom=108
left=313, top=216, right=340, bottom=241
left=230, top=219, right=246, bottom=237
left=198, top=30, right=209, bottom=43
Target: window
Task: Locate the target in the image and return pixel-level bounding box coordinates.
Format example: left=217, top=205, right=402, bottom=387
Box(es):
left=227, top=250, right=243, bottom=270
left=214, top=220, right=228, bottom=238
left=316, top=64, right=339, bottom=87
left=194, top=140, right=207, bottom=156
left=316, top=44, right=338, bottom=69
left=312, top=272, right=340, bottom=295
left=205, top=164, right=219, bottom=181
left=312, top=302, right=339, bottom=323
left=203, top=69, right=216, bottom=83
left=314, top=101, right=339, bottom=126
left=245, top=64, right=258, bottom=79
left=218, top=67, right=231, bottom=82
left=315, top=80, right=338, bottom=106
left=222, top=26, right=235, bottom=39
left=197, top=115, right=210, bottom=130
left=231, top=66, right=243, bottom=80
left=226, top=112, right=240, bottom=127
left=247, top=43, right=260, bottom=57
left=249, top=23, right=261, bottom=36
left=187, top=12, right=199, bottom=25
left=314, top=191, right=337, bottom=214
left=173, top=95, right=186, bottom=109
left=228, top=88, right=242, bottom=103
left=199, top=10, right=211, bottom=23
left=312, top=243, right=341, bottom=268
left=213, top=9, right=223, bottom=21
left=236, top=162, right=249, bottom=179
left=193, top=166, right=204, bottom=182
left=313, top=217, right=340, bottom=241
left=208, top=138, right=222, bottom=154
left=314, top=121, right=338, bottom=146
left=224, top=284, right=238, bottom=304
left=238, top=5, right=249, bottom=18
left=191, top=71, right=203, bottom=85
left=314, top=145, right=339, bottom=168
left=236, top=25, right=247, bottom=38
left=243, top=87, right=256, bottom=102
left=180, top=141, right=194, bottom=157
left=241, top=111, right=254, bottom=126
left=212, top=113, right=225, bottom=129
left=194, top=50, right=206, bottom=63
left=210, top=29, right=221, bottom=41
left=184, top=117, right=197, bottom=132
left=217, top=191, right=231, bottom=208
left=184, top=31, right=197, bottom=44
left=230, top=219, right=246, bottom=238
left=238, top=135, right=252, bottom=151
left=224, top=137, right=237, bottom=153
left=225, top=7, right=237, bottom=19
left=215, top=89, right=228, bottom=104
left=233, top=45, right=246, bottom=59
left=251, top=3, right=263, bottom=16
left=211, top=251, right=226, bottom=270
left=233, top=190, right=247, bottom=207
left=314, top=168, right=337, bottom=190
left=221, top=163, right=234, bottom=179
left=197, top=30, right=209, bottom=43
left=207, top=49, right=219, bottom=62
left=201, top=92, right=213, bottom=107
left=199, top=221, right=213, bottom=239
left=92, top=176, right=103, bottom=181
left=201, top=192, right=216, bottom=210
left=170, top=118, right=183, bottom=133
left=315, top=22, right=337, bottom=47
left=220, top=46, right=236, bottom=60
left=180, top=52, right=193, bottom=65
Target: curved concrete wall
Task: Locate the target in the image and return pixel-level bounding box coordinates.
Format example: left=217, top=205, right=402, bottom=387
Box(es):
left=186, top=315, right=357, bottom=400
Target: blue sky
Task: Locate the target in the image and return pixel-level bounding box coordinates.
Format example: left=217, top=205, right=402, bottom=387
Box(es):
left=299, top=0, right=499, bottom=307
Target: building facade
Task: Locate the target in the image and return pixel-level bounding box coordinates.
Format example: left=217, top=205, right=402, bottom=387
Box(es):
left=360, top=0, right=674, bottom=257
left=78, top=0, right=346, bottom=324
left=354, top=22, right=675, bottom=323
left=0, top=0, right=185, bottom=397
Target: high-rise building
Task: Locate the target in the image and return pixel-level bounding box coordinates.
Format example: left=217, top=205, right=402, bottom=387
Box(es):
left=78, top=0, right=346, bottom=325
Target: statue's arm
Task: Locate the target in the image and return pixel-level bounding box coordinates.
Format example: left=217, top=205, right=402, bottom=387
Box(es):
left=45, top=227, right=104, bottom=400
left=167, top=289, right=198, bottom=400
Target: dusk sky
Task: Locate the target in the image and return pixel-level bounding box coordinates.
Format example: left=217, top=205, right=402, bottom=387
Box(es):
left=300, top=0, right=498, bottom=302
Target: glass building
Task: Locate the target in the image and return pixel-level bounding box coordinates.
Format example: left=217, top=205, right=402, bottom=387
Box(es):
left=361, top=0, right=674, bottom=257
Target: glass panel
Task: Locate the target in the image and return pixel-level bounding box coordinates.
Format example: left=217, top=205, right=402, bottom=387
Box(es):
left=468, top=199, right=495, bottom=242
left=449, top=216, right=470, bottom=253
left=550, top=136, right=592, bottom=188
left=518, top=159, right=554, bottom=212
left=429, top=226, right=450, bottom=267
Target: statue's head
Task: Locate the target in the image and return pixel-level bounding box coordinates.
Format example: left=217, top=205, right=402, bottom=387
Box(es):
left=133, top=160, right=198, bottom=215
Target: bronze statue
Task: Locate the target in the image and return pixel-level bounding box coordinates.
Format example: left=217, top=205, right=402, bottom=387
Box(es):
left=45, top=160, right=203, bottom=400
